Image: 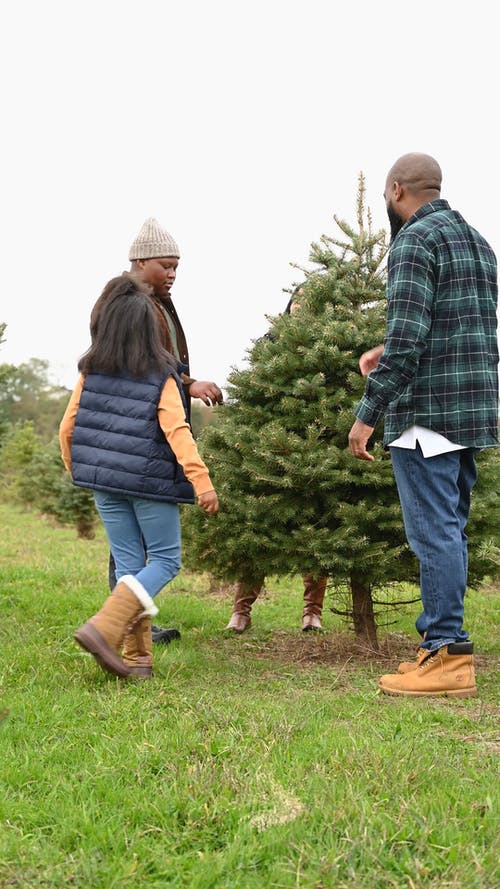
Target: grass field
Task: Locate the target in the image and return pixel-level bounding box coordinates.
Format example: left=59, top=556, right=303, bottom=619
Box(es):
left=0, top=502, right=498, bottom=889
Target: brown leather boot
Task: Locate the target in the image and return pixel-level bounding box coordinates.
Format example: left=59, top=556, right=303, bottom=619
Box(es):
left=301, top=574, right=327, bottom=631
left=397, top=647, right=429, bottom=674
left=122, top=615, right=153, bottom=679
left=379, top=642, right=476, bottom=697
left=225, top=579, right=263, bottom=633
left=74, top=576, right=158, bottom=678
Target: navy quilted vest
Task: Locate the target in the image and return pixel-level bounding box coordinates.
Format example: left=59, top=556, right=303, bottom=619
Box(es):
left=71, top=371, right=195, bottom=504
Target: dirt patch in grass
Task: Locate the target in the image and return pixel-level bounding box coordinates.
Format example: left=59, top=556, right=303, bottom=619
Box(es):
left=242, top=629, right=499, bottom=673
left=249, top=630, right=416, bottom=667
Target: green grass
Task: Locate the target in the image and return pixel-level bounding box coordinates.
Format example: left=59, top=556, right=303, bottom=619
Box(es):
left=0, top=502, right=498, bottom=889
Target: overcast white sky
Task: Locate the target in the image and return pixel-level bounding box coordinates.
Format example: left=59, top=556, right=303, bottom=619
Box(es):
left=1, top=0, right=498, bottom=393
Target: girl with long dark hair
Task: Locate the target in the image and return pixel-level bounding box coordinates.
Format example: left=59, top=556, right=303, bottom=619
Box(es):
left=60, top=275, right=218, bottom=679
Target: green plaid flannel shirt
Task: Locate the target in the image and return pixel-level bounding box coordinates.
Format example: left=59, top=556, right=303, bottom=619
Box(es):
left=355, top=200, right=499, bottom=448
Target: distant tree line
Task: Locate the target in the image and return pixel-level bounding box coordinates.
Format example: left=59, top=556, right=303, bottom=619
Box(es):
left=0, top=343, right=97, bottom=538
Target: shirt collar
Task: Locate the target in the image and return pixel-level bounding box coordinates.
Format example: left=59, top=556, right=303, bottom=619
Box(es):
left=398, top=199, right=451, bottom=239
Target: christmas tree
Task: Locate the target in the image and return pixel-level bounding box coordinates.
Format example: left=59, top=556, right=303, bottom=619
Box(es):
left=183, top=176, right=500, bottom=645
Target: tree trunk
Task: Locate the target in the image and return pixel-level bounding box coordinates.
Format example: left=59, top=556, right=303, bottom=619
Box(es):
left=350, top=575, right=378, bottom=649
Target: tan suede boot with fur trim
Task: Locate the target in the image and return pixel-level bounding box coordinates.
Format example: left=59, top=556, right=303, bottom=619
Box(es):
left=74, top=576, right=158, bottom=678
left=379, top=643, right=476, bottom=698
left=122, top=615, right=153, bottom=679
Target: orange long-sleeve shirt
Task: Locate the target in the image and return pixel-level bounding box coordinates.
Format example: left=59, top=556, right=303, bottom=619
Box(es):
left=59, top=374, right=214, bottom=498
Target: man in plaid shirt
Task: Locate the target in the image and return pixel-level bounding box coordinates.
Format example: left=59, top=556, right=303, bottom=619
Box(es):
left=348, top=152, right=498, bottom=698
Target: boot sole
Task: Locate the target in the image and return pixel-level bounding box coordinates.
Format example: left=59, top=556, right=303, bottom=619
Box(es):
left=126, top=666, right=153, bottom=679
left=380, top=685, right=477, bottom=698
left=74, top=623, right=130, bottom=678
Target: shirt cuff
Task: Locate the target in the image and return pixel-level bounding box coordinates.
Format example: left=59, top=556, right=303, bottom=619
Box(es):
left=354, top=395, right=385, bottom=428
left=190, top=472, right=214, bottom=498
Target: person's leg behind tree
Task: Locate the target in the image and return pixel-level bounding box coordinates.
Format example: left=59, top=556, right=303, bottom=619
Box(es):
left=226, top=574, right=265, bottom=633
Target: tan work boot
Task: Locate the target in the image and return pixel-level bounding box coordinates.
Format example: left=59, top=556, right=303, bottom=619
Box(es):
left=397, top=647, right=428, bottom=674
left=226, top=580, right=262, bottom=633
left=122, top=615, right=153, bottom=679
left=379, top=642, right=476, bottom=698
left=301, top=574, right=327, bottom=631
left=74, top=575, right=158, bottom=678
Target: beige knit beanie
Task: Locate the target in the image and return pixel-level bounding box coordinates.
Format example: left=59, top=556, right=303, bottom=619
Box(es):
left=128, top=217, right=180, bottom=260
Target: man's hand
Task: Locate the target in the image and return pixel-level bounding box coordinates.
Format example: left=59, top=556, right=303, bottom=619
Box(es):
left=359, top=345, right=384, bottom=377
left=198, top=490, right=219, bottom=514
left=189, top=380, right=223, bottom=406
left=348, top=419, right=376, bottom=462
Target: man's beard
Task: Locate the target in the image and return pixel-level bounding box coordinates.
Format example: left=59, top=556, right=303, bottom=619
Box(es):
left=387, top=203, right=405, bottom=243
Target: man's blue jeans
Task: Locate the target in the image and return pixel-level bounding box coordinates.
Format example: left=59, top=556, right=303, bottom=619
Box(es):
left=93, top=492, right=181, bottom=598
left=389, top=445, right=477, bottom=653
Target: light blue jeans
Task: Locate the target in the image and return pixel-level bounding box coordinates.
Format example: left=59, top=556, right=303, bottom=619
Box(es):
left=93, top=492, right=181, bottom=598
left=389, top=445, right=478, bottom=652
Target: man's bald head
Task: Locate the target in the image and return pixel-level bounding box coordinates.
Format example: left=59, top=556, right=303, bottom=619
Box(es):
left=386, top=153, right=442, bottom=196
left=384, top=153, right=443, bottom=240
